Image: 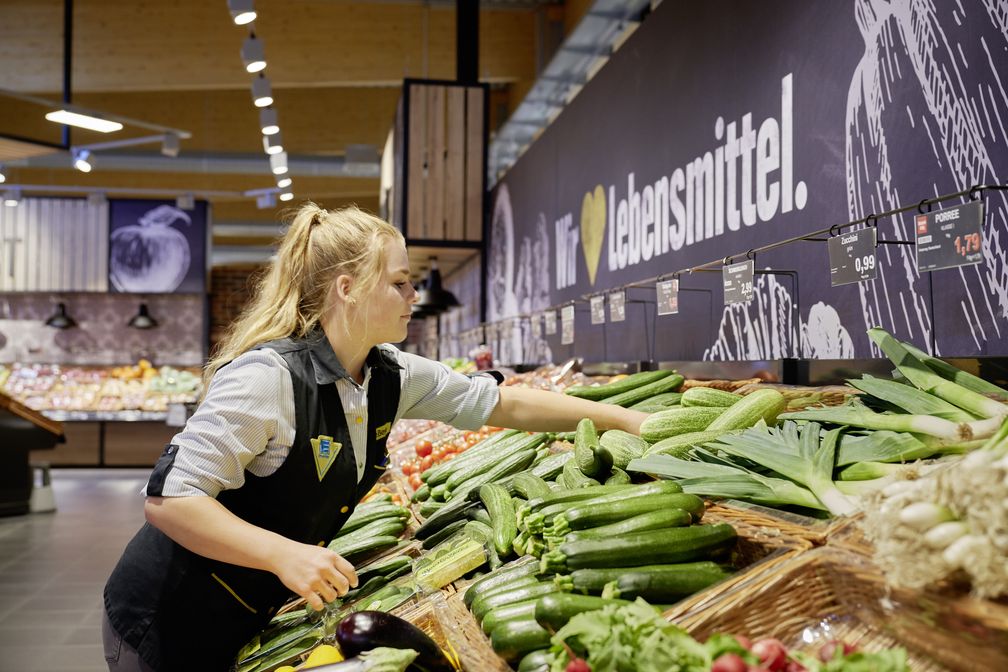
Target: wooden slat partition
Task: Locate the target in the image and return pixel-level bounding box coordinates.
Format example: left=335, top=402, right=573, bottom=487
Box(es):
left=444, top=87, right=466, bottom=241
left=465, top=87, right=485, bottom=242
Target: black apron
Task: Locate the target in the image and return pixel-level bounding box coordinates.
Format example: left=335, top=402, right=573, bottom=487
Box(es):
left=104, top=335, right=401, bottom=671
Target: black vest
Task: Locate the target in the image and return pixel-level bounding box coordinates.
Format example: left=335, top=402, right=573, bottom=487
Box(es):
left=103, top=336, right=401, bottom=671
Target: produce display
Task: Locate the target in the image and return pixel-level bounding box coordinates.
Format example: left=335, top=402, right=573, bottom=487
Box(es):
left=227, top=334, right=1006, bottom=671
left=1, top=360, right=201, bottom=413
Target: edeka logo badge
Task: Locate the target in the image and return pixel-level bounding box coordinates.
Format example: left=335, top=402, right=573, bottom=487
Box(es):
left=375, top=422, right=391, bottom=441
left=310, top=434, right=342, bottom=481
left=580, top=185, right=606, bottom=285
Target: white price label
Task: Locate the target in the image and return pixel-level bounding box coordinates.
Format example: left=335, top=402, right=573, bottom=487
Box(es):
left=561, top=304, right=575, bottom=345
left=544, top=310, right=557, bottom=335
left=590, top=295, right=606, bottom=325
left=609, top=290, right=626, bottom=322
left=657, top=279, right=679, bottom=315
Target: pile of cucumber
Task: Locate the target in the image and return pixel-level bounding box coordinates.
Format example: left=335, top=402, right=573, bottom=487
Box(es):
left=327, top=497, right=410, bottom=561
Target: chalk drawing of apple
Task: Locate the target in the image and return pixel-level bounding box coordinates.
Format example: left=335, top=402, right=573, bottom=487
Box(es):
left=110, top=205, right=192, bottom=292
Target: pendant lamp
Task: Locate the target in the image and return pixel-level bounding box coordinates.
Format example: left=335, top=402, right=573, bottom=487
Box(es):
left=128, top=303, right=158, bottom=329
left=44, top=302, right=77, bottom=329
left=415, top=258, right=460, bottom=315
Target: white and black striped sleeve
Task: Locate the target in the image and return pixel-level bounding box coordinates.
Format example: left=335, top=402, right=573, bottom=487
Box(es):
left=392, top=348, right=501, bottom=431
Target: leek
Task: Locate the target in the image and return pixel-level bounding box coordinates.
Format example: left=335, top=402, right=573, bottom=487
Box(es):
left=868, top=328, right=1008, bottom=420
left=847, top=375, right=977, bottom=421
left=902, top=342, right=1008, bottom=401
left=837, top=461, right=908, bottom=481
left=779, top=406, right=969, bottom=442
left=836, top=430, right=935, bottom=466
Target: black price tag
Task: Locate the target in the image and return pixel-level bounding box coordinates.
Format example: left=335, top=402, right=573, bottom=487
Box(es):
left=915, top=200, right=985, bottom=272
left=609, top=290, right=626, bottom=322
left=722, top=260, right=755, bottom=305
left=561, top=304, right=575, bottom=345
left=656, top=278, right=679, bottom=315
left=828, top=227, right=877, bottom=286
left=590, top=295, right=606, bottom=324
left=543, top=309, right=557, bottom=335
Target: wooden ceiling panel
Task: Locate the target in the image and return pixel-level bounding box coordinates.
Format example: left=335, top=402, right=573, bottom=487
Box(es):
left=213, top=194, right=381, bottom=223
left=0, top=135, right=61, bottom=163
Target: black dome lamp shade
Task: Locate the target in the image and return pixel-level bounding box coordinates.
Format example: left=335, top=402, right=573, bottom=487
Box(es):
left=415, top=257, right=460, bottom=314
left=128, top=303, right=159, bottom=329
left=44, top=302, right=77, bottom=329
left=410, top=278, right=436, bottom=318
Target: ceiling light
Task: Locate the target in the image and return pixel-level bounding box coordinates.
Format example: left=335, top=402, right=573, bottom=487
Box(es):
left=255, top=192, right=276, bottom=209
left=176, top=193, right=195, bottom=210
left=263, top=132, right=283, bottom=155
left=276, top=176, right=292, bottom=189
left=45, top=302, right=77, bottom=329
left=228, top=0, right=256, bottom=25
left=45, top=109, right=123, bottom=133
left=269, top=151, right=288, bottom=175
left=259, top=107, right=279, bottom=135
left=252, top=75, right=273, bottom=107
left=73, top=149, right=93, bottom=172
left=3, top=189, right=20, bottom=207
left=161, top=132, right=180, bottom=157
left=279, top=189, right=294, bottom=202
left=241, top=34, right=266, bottom=73
left=127, top=303, right=158, bottom=329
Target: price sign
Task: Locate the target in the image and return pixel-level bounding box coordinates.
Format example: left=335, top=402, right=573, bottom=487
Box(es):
left=561, top=304, right=575, bottom=345
left=722, top=260, right=755, bottom=305
left=531, top=313, right=542, bottom=338
left=828, top=227, right=877, bottom=286
left=656, top=278, right=679, bottom=315
left=476, top=325, right=485, bottom=344
left=544, top=309, right=557, bottom=335
left=915, top=200, right=985, bottom=272
left=590, top=295, right=606, bottom=324
left=609, top=290, right=626, bottom=322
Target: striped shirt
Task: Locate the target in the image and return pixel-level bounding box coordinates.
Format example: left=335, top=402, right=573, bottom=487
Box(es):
left=149, top=343, right=501, bottom=498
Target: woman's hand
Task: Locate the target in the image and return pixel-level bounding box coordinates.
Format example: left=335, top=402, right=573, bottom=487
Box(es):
left=270, top=542, right=358, bottom=611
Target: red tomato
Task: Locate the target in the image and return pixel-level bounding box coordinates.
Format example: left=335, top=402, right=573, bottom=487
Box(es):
left=415, top=440, right=433, bottom=458
left=419, top=455, right=433, bottom=472
left=432, top=446, right=448, bottom=461
left=402, top=461, right=418, bottom=476
left=408, top=473, right=422, bottom=490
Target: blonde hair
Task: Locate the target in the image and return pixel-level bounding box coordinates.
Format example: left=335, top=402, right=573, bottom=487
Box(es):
left=205, top=202, right=404, bottom=386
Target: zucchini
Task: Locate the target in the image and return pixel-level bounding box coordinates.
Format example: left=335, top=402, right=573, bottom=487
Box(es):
left=601, top=373, right=685, bottom=408
left=419, top=499, right=446, bottom=518
left=629, top=392, right=683, bottom=410
left=561, top=561, right=727, bottom=595
left=481, top=598, right=539, bottom=633
left=526, top=483, right=636, bottom=514
left=533, top=593, right=631, bottom=631
left=556, top=493, right=703, bottom=533
left=562, top=508, right=692, bottom=542
left=469, top=584, right=564, bottom=620
left=411, top=483, right=431, bottom=502
left=513, top=472, right=551, bottom=500
left=541, top=524, right=737, bottom=572
left=564, top=370, right=674, bottom=401
left=645, top=429, right=734, bottom=458
left=479, top=483, right=518, bottom=557
left=414, top=498, right=482, bottom=540
left=681, top=387, right=743, bottom=408
left=573, top=418, right=602, bottom=476
left=598, top=430, right=649, bottom=469
left=463, top=555, right=540, bottom=607
left=705, top=388, right=787, bottom=431
left=614, top=563, right=732, bottom=601
left=604, top=467, right=631, bottom=485
left=639, top=406, right=727, bottom=443
left=530, top=451, right=574, bottom=480
left=490, top=619, right=552, bottom=662
left=517, top=650, right=553, bottom=672
left=421, top=518, right=469, bottom=550
left=561, top=458, right=600, bottom=489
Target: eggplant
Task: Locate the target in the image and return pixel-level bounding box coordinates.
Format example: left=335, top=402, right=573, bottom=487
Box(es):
left=336, top=611, right=455, bottom=672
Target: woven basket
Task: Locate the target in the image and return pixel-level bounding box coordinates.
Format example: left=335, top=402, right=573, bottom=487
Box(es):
left=708, top=499, right=853, bottom=546
left=435, top=592, right=513, bottom=672
left=676, top=546, right=1008, bottom=672
left=682, top=377, right=762, bottom=392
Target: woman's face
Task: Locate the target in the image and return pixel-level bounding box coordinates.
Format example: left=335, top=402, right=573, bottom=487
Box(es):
left=359, top=238, right=418, bottom=344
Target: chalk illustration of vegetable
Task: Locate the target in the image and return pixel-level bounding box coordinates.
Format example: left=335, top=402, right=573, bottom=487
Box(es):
left=110, top=205, right=192, bottom=292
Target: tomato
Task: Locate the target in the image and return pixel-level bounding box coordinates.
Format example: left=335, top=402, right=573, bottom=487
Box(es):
left=401, top=461, right=417, bottom=476
left=408, top=473, right=422, bottom=490
left=415, top=440, right=433, bottom=458
left=419, top=455, right=433, bottom=472
left=432, top=446, right=448, bottom=461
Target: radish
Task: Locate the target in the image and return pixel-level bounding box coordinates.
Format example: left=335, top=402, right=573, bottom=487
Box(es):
left=734, top=634, right=753, bottom=650
left=751, top=638, right=788, bottom=671
left=565, top=657, right=591, bottom=672
left=711, top=653, right=748, bottom=672
left=818, top=639, right=857, bottom=661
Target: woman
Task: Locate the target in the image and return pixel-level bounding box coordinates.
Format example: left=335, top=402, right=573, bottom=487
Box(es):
left=102, top=204, right=647, bottom=671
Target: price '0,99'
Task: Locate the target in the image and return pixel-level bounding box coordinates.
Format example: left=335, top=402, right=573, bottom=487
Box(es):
left=955, top=233, right=981, bottom=257
left=854, top=255, right=875, bottom=274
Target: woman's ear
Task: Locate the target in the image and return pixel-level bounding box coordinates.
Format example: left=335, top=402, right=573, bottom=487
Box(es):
left=333, top=274, right=355, bottom=304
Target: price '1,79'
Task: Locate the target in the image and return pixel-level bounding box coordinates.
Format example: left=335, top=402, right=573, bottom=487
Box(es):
left=854, top=254, right=875, bottom=274
left=955, top=233, right=982, bottom=257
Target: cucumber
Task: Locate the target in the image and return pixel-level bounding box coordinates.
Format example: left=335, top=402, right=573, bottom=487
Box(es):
left=573, top=418, right=602, bottom=476
left=614, top=563, right=733, bottom=601
left=445, top=433, right=547, bottom=492
left=472, top=581, right=562, bottom=621
left=463, top=555, right=540, bottom=607
left=598, top=430, right=649, bottom=469
left=601, top=373, right=685, bottom=407
left=542, top=524, right=737, bottom=572
left=490, top=619, right=552, bottom=662
left=639, top=406, right=727, bottom=443
left=517, top=650, right=553, bottom=672
left=419, top=499, right=446, bottom=518
left=530, top=451, right=574, bottom=480
left=604, top=467, right=631, bottom=485
left=423, top=429, right=523, bottom=486
left=414, top=498, right=482, bottom=540
left=421, top=518, right=469, bottom=550
left=681, top=387, right=743, bottom=408
left=513, top=472, right=551, bottom=500
left=356, top=555, right=412, bottom=583
left=464, top=520, right=502, bottom=569
left=327, top=534, right=400, bottom=560
left=430, top=484, right=448, bottom=502
left=561, top=458, right=600, bottom=489
left=563, top=561, right=727, bottom=595
left=448, top=446, right=540, bottom=501
left=557, top=493, right=703, bottom=532
left=468, top=506, right=492, bottom=526
left=339, top=505, right=408, bottom=534
left=470, top=576, right=543, bottom=619
left=562, top=508, right=692, bottom=542
left=481, top=598, right=539, bottom=633
left=564, top=370, right=674, bottom=401
left=411, top=483, right=431, bottom=502
left=479, top=483, right=518, bottom=557
left=533, top=593, right=631, bottom=631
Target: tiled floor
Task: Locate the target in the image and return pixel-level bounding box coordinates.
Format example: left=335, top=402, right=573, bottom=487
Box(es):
left=0, top=469, right=149, bottom=672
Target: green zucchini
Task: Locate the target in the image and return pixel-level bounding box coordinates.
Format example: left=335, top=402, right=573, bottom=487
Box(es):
left=556, top=493, right=703, bottom=532
left=639, top=406, right=727, bottom=443
left=564, top=370, right=674, bottom=401
left=614, top=563, right=733, bottom=601
left=561, top=458, right=600, bottom=489
left=705, top=388, right=787, bottom=431
left=517, top=650, right=553, bottom=672
left=530, top=451, right=574, bottom=480
left=479, top=483, right=518, bottom=557
left=598, top=430, right=650, bottom=469
left=533, top=593, right=631, bottom=631
left=421, top=518, right=469, bottom=550
left=680, top=387, right=743, bottom=408
left=411, top=483, right=431, bottom=502
left=562, top=508, right=692, bottom=542
left=604, top=467, right=631, bottom=485
left=573, top=418, right=602, bottom=476
left=541, top=523, right=737, bottom=572
left=481, top=598, right=539, bottom=633
left=470, top=577, right=545, bottom=620
left=601, top=373, right=685, bottom=407
left=462, top=555, right=540, bottom=607
left=562, top=561, right=727, bottom=595
left=554, top=431, right=577, bottom=443
left=490, top=618, right=552, bottom=662
left=513, top=472, right=551, bottom=500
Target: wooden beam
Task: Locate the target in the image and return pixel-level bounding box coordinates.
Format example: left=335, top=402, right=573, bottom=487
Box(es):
left=0, top=0, right=536, bottom=93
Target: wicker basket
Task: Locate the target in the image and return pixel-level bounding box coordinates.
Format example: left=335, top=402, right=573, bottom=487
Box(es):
left=708, top=499, right=857, bottom=546
left=675, top=546, right=1008, bottom=672
left=682, top=377, right=763, bottom=391
left=435, top=592, right=513, bottom=672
